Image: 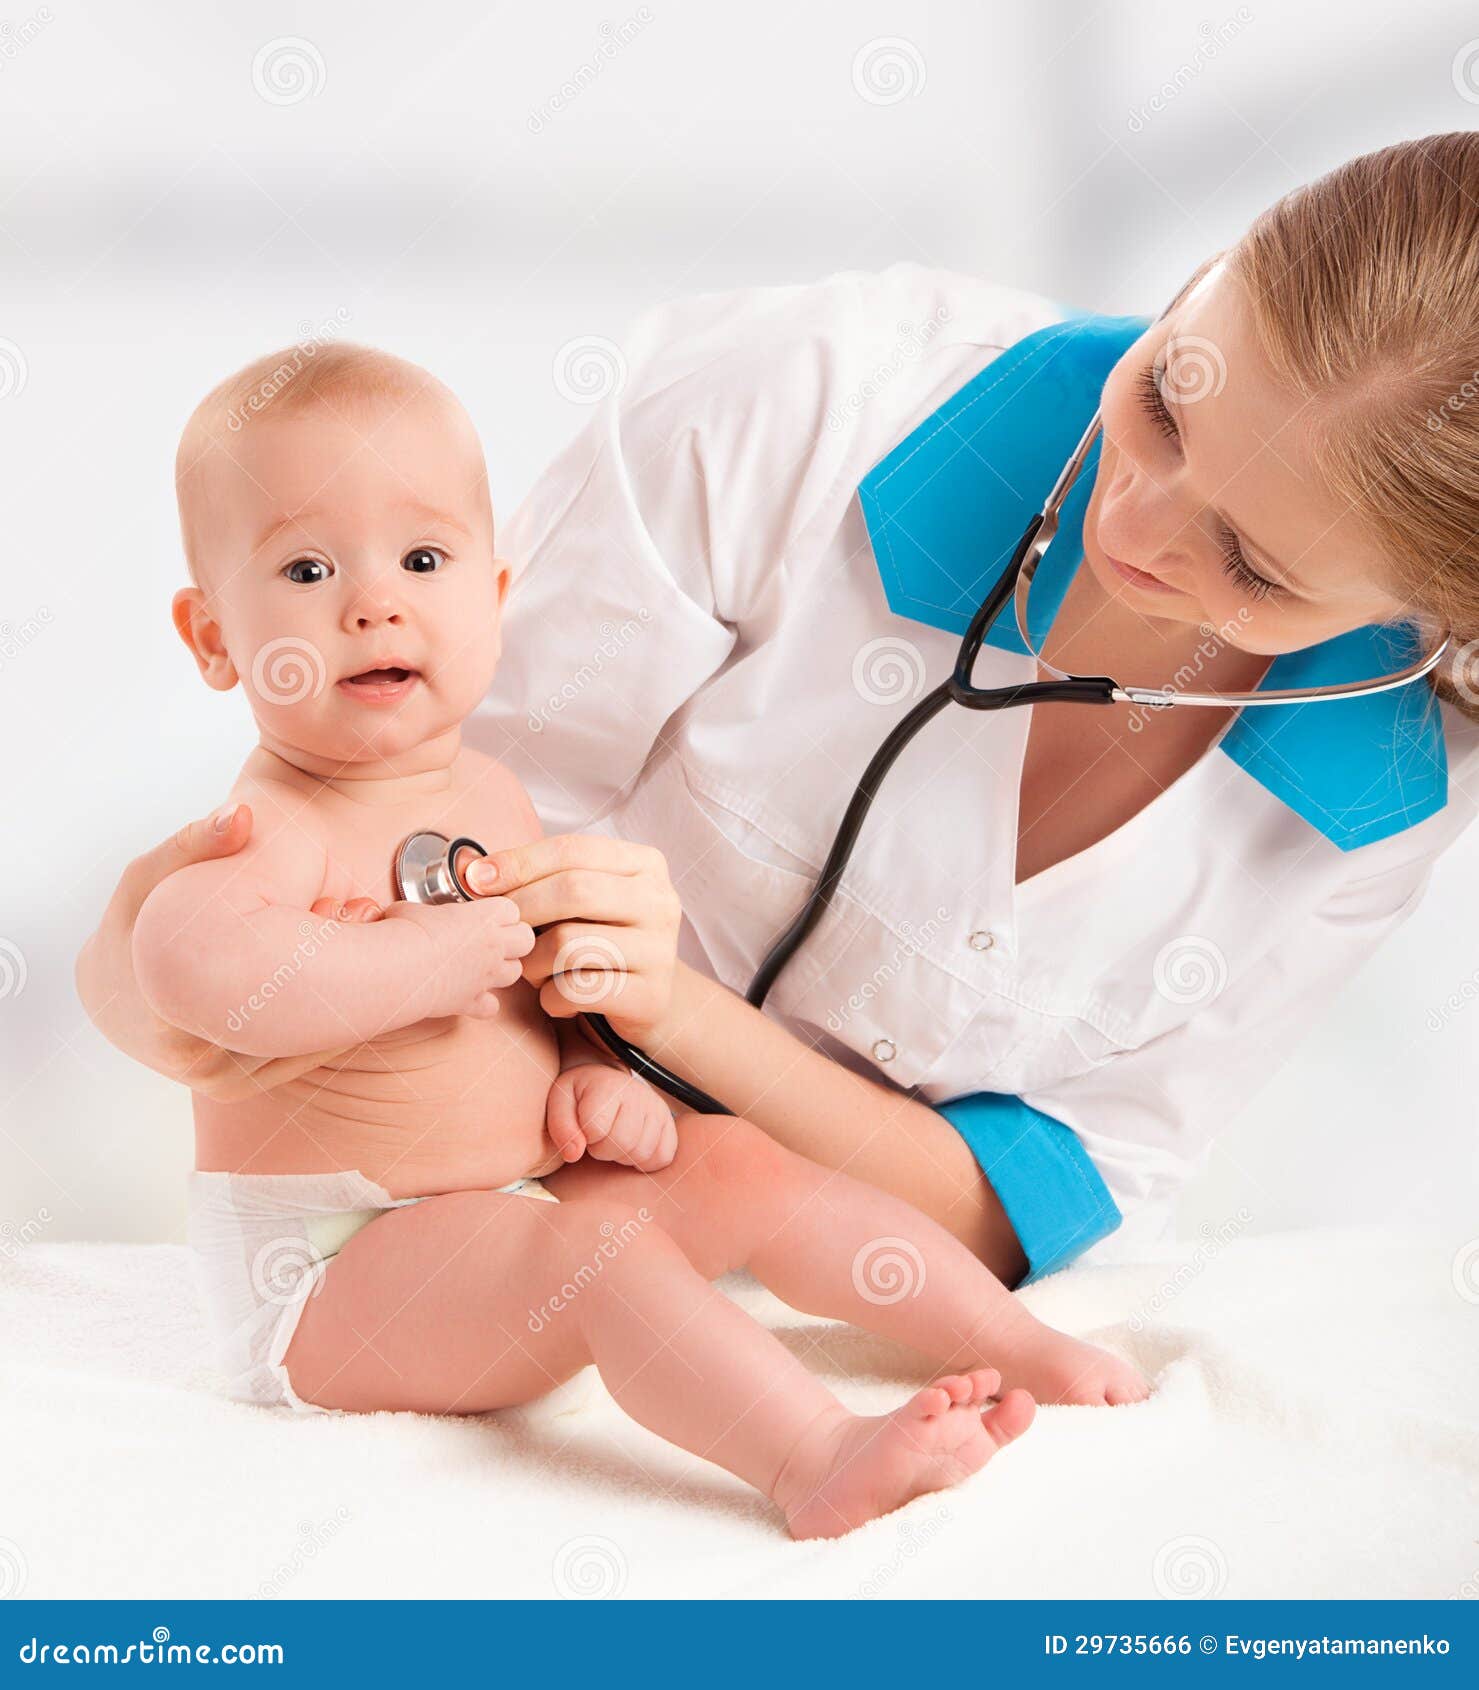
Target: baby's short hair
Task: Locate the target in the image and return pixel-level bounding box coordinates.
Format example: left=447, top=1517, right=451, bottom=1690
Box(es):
left=175, top=340, right=469, bottom=582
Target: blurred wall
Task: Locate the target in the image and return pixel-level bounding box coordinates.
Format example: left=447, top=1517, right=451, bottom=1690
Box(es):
left=2, top=0, right=1476, bottom=1245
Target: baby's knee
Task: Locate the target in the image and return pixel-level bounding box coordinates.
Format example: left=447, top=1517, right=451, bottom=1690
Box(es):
left=674, top=1111, right=789, bottom=1191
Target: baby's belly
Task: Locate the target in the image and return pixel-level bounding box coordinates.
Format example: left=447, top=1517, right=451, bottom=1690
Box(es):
left=193, top=984, right=563, bottom=1198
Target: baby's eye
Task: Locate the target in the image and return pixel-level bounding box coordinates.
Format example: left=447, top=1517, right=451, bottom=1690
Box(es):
left=283, top=557, right=333, bottom=585
left=402, top=547, right=446, bottom=575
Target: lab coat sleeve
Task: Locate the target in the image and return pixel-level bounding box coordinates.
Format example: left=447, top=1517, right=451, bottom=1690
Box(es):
left=471, top=266, right=1059, bottom=830
left=1022, top=850, right=1439, bottom=1219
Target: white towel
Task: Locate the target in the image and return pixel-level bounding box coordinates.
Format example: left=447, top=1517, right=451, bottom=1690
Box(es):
left=1, top=1226, right=1475, bottom=1599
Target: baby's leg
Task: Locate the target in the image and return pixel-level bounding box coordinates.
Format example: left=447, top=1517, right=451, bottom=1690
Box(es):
left=548, top=1115, right=1148, bottom=1406
left=280, top=1188, right=1033, bottom=1539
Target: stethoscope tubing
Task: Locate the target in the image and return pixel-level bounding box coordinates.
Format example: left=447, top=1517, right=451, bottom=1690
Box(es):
left=394, top=406, right=1451, bottom=1117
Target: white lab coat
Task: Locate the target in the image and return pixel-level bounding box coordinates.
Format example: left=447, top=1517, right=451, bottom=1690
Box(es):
left=470, top=263, right=1479, bottom=1247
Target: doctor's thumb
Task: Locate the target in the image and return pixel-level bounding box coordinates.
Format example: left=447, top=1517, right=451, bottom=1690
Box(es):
left=160, top=803, right=254, bottom=876
left=113, top=803, right=256, bottom=923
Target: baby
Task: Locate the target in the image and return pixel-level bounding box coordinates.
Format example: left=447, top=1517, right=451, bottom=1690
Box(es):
left=134, top=342, right=1147, bottom=1540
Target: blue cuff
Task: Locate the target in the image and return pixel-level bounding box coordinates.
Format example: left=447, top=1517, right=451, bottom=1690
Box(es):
left=937, top=1092, right=1121, bottom=1283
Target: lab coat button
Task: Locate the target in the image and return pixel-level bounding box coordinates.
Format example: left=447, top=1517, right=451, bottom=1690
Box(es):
left=871, top=1037, right=897, bottom=1063
left=968, top=930, right=996, bottom=952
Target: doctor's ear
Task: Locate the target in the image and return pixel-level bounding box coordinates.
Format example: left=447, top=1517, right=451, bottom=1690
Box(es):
left=171, top=587, right=239, bottom=692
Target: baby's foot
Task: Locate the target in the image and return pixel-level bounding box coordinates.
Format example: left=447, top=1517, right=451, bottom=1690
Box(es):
left=775, top=1369, right=1035, bottom=1542
left=1000, top=1325, right=1149, bottom=1407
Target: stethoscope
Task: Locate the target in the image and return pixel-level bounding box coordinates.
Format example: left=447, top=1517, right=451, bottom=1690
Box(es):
left=393, top=404, right=1452, bottom=1118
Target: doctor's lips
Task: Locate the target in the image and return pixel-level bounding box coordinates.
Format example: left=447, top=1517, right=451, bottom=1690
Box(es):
left=1102, top=550, right=1179, bottom=594
left=337, top=659, right=423, bottom=702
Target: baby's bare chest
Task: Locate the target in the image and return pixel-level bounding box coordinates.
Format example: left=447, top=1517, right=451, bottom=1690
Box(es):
left=311, top=794, right=532, bottom=910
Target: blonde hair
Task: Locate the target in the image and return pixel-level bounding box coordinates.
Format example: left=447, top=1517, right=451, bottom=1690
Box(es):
left=1228, top=132, right=1479, bottom=716
left=175, top=341, right=480, bottom=581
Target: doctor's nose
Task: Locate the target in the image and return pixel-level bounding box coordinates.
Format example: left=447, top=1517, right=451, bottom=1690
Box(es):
left=1098, top=457, right=1194, bottom=571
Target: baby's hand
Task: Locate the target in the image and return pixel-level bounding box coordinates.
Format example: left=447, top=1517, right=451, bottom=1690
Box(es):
left=545, top=1064, right=677, bottom=1172
left=383, top=897, right=536, bottom=1019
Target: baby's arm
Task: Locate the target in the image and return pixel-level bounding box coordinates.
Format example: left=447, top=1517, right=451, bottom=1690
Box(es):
left=131, top=800, right=532, bottom=1058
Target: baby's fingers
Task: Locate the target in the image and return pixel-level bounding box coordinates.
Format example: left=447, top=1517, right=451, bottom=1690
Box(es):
left=500, top=921, right=536, bottom=961
left=648, top=1113, right=679, bottom=1171
left=545, top=1083, right=587, bottom=1163
left=311, top=896, right=383, bottom=924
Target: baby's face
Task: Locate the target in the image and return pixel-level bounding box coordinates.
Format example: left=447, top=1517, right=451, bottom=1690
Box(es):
left=176, top=390, right=505, bottom=771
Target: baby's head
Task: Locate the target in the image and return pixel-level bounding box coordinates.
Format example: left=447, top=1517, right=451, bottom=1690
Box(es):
left=172, top=343, right=507, bottom=775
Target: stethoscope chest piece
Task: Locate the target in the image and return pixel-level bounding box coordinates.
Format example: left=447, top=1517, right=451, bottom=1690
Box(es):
left=392, top=830, right=488, bottom=905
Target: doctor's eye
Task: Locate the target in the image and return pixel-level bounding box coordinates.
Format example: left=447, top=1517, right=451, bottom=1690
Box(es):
left=1135, top=363, right=1180, bottom=443
left=283, top=557, right=334, bottom=585
left=401, top=547, right=447, bottom=575
left=1219, top=532, right=1280, bottom=602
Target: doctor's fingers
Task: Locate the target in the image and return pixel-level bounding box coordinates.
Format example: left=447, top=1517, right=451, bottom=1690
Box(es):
left=521, top=921, right=665, bottom=989
left=465, top=834, right=672, bottom=901
left=491, top=865, right=681, bottom=934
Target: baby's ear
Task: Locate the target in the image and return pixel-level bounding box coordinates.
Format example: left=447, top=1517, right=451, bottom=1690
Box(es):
left=491, top=556, right=512, bottom=612
left=171, top=588, right=238, bottom=692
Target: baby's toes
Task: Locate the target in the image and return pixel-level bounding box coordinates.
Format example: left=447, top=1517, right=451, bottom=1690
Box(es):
left=1105, top=1364, right=1152, bottom=1405
left=933, top=1374, right=978, bottom=1406
left=912, top=1382, right=957, bottom=1418
left=965, top=1366, right=1002, bottom=1403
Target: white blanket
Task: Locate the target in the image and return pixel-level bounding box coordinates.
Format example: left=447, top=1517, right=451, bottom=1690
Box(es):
left=2, top=1227, right=1476, bottom=1600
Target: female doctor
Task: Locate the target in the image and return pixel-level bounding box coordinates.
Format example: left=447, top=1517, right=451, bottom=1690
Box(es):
left=80, top=134, right=1479, bottom=1288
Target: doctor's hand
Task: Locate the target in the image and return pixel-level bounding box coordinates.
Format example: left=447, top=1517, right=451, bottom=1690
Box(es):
left=75, top=804, right=383, bottom=1103
left=461, top=835, right=683, bottom=1043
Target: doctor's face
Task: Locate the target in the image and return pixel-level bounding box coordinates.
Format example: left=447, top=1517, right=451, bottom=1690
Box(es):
left=1087, top=264, right=1409, bottom=654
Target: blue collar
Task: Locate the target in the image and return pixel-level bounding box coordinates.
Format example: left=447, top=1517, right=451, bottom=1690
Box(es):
left=857, top=312, right=1447, bottom=850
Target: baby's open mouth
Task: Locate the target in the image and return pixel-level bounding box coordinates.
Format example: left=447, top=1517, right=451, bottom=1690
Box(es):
left=337, top=664, right=422, bottom=701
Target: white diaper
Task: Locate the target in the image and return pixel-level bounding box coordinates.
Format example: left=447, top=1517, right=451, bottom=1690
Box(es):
left=186, top=1168, right=556, bottom=1415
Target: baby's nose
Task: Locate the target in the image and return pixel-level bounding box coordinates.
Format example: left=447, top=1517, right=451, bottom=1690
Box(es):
left=342, top=589, right=405, bottom=631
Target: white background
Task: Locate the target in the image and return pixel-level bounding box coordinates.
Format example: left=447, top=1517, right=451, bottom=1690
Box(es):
left=2, top=0, right=1476, bottom=1246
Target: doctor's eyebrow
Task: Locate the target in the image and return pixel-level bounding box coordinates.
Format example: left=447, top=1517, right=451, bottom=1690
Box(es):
left=1159, top=376, right=1309, bottom=595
